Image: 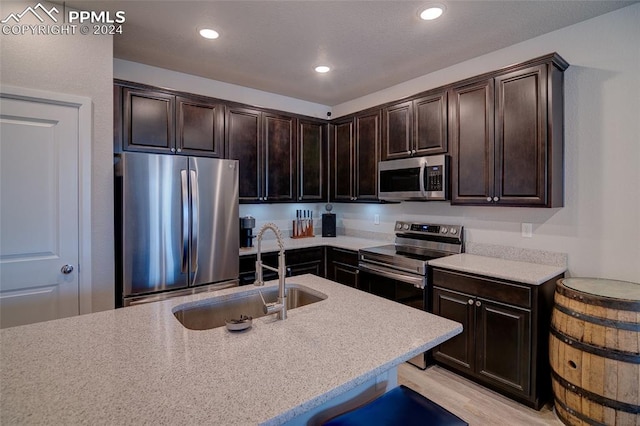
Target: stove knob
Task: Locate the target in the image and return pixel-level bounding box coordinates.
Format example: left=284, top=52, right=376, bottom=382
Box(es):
left=440, top=228, right=448, bottom=234
left=403, top=224, right=410, bottom=230
left=450, top=228, right=457, bottom=235
left=396, top=223, right=403, bottom=229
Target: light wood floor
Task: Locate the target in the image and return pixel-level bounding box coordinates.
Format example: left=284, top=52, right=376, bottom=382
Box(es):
left=398, top=363, right=564, bottom=425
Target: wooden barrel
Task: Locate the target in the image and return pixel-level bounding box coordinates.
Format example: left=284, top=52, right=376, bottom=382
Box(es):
left=549, top=278, right=640, bottom=425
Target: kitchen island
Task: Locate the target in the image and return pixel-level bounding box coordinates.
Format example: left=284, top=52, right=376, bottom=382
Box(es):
left=0, top=274, right=461, bottom=425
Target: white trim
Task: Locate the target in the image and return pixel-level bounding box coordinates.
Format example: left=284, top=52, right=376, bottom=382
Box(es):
left=0, top=84, right=93, bottom=315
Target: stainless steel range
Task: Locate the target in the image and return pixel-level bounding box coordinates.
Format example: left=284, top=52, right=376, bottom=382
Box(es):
left=358, top=221, right=464, bottom=369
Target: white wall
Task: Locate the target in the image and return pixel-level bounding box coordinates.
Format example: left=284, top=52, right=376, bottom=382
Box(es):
left=331, top=4, right=640, bottom=282
left=114, top=59, right=330, bottom=119
left=0, top=1, right=115, bottom=311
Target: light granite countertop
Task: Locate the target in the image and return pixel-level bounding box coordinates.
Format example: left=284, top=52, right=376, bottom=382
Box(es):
left=428, top=254, right=566, bottom=285
left=239, top=235, right=388, bottom=256
left=0, top=274, right=461, bottom=425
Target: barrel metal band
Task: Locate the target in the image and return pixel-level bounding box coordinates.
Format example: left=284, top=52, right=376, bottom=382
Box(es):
left=554, top=303, right=640, bottom=332
left=556, top=284, right=640, bottom=310
left=553, top=396, right=607, bottom=426
left=551, top=369, right=640, bottom=414
left=550, top=327, right=640, bottom=364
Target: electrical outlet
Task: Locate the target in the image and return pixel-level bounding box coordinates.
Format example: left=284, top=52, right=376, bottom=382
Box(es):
left=521, top=223, right=533, bottom=238
left=374, top=214, right=380, bottom=225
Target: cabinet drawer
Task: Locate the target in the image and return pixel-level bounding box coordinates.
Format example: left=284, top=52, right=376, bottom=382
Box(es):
left=286, top=247, right=324, bottom=264
left=432, top=269, right=532, bottom=309
left=327, top=247, right=358, bottom=267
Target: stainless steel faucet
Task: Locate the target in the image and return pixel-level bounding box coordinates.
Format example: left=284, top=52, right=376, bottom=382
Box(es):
left=254, top=223, right=287, bottom=320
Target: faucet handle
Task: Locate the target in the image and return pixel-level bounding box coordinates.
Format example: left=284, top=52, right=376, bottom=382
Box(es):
left=254, top=259, right=264, bottom=286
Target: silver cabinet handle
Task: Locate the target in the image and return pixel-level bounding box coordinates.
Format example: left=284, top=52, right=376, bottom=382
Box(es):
left=475, top=300, right=482, bottom=307
left=61, top=264, right=74, bottom=274
left=493, top=196, right=499, bottom=202
left=411, top=149, right=416, bottom=154
left=170, top=148, right=176, bottom=152
left=468, top=299, right=474, bottom=305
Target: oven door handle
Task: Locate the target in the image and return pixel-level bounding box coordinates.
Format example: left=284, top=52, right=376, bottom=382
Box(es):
left=358, top=263, right=425, bottom=289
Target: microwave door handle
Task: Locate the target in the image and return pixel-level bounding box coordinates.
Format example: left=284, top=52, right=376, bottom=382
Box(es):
left=419, top=163, right=427, bottom=196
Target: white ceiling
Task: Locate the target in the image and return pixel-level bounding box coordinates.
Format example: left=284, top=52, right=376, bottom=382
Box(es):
left=68, top=0, right=636, bottom=106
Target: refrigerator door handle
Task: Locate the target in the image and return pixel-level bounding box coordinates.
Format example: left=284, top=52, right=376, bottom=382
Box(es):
left=190, top=169, right=199, bottom=274
left=180, top=169, right=189, bottom=273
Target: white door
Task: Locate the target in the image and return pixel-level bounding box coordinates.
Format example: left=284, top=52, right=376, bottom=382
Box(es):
left=0, top=96, right=80, bottom=328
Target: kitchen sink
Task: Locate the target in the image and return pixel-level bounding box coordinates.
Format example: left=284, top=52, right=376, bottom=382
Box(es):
left=172, top=284, right=327, bottom=330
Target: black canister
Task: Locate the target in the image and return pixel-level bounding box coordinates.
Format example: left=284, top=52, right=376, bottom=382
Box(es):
left=239, top=216, right=256, bottom=247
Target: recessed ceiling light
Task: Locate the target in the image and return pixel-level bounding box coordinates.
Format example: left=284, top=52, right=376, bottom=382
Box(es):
left=420, top=4, right=445, bottom=20
left=315, top=65, right=331, bottom=73
left=199, top=28, right=219, bottom=39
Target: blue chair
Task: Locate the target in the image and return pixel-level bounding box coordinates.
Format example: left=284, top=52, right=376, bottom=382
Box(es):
left=323, top=385, right=468, bottom=426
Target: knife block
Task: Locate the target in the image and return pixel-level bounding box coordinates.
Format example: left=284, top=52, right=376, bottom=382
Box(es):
left=291, top=220, right=314, bottom=238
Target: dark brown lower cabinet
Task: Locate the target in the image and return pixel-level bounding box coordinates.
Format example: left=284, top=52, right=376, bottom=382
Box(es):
left=431, top=268, right=560, bottom=410
left=325, top=247, right=359, bottom=288
left=239, top=247, right=324, bottom=285
left=285, top=247, right=324, bottom=277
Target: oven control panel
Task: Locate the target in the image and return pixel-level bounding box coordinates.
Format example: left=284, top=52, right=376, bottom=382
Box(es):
left=395, top=221, right=462, bottom=238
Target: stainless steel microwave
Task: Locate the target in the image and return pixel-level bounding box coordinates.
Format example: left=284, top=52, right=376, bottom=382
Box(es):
left=378, top=155, right=449, bottom=201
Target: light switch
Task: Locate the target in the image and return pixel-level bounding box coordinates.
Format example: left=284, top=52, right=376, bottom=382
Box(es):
left=374, top=214, right=380, bottom=225
left=521, top=223, right=533, bottom=238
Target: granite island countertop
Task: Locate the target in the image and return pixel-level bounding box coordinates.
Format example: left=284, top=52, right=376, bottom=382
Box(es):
left=0, top=274, right=461, bottom=425
left=428, top=253, right=567, bottom=285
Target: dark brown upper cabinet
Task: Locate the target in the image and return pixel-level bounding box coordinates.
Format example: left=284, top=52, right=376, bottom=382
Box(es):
left=382, top=90, right=447, bottom=160
left=226, top=106, right=297, bottom=203
left=331, top=110, right=381, bottom=202
left=298, top=119, right=327, bottom=201
left=119, top=85, right=224, bottom=157
left=122, top=87, right=175, bottom=154
left=450, top=54, right=567, bottom=207
left=176, top=96, right=224, bottom=157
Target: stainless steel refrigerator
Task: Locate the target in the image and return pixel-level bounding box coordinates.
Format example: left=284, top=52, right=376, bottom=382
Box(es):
left=115, top=152, right=239, bottom=307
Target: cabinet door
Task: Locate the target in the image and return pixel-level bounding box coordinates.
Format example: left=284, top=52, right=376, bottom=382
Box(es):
left=326, top=247, right=359, bottom=288
left=432, top=287, right=475, bottom=374
left=264, top=113, right=296, bottom=201
left=354, top=111, right=380, bottom=200
left=123, top=88, right=175, bottom=153
left=414, top=91, right=447, bottom=155
left=288, top=261, right=323, bottom=277
left=176, top=97, right=224, bottom=157
left=114, top=85, right=123, bottom=153
left=382, top=101, right=412, bottom=160
left=331, top=120, right=354, bottom=201
left=495, top=65, right=547, bottom=206
left=286, top=247, right=324, bottom=277
left=226, top=107, right=262, bottom=202
left=298, top=120, right=326, bottom=201
left=475, top=298, right=531, bottom=394
left=450, top=80, right=494, bottom=204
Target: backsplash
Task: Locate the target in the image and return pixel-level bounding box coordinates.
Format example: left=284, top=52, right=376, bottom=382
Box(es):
left=465, top=242, right=567, bottom=267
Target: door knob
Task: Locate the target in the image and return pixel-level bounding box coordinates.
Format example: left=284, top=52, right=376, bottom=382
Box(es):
left=61, top=264, right=74, bottom=274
